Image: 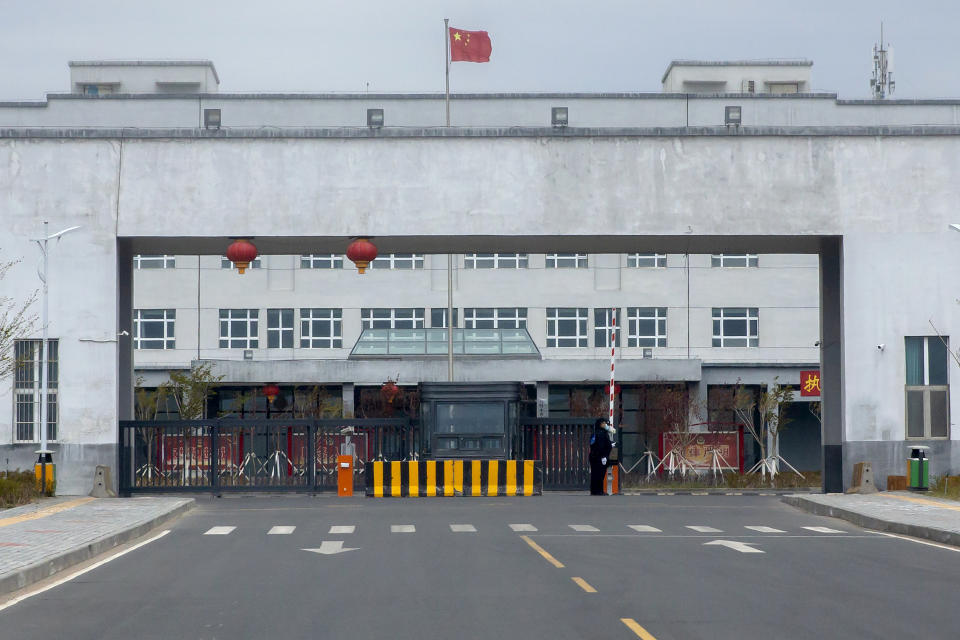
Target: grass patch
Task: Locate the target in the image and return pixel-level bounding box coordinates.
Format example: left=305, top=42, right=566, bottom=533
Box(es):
left=621, top=470, right=821, bottom=490
left=929, top=475, right=960, bottom=501
left=0, top=470, right=42, bottom=509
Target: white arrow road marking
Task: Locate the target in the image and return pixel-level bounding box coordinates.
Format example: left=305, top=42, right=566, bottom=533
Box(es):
left=686, top=526, right=723, bottom=533
left=803, top=526, right=843, bottom=533
left=704, top=540, right=764, bottom=553
left=302, top=541, right=359, bottom=555
left=744, top=526, right=785, bottom=533
left=628, top=525, right=662, bottom=533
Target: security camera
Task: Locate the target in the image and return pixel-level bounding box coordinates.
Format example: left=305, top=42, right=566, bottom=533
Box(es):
left=814, top=340, right=821, bottom=347
left=877, top=344, right=885, bottom=351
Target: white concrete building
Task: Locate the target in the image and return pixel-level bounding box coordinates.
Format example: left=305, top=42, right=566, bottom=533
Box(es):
left=1, top=60, right=958, bottom=494
left=661, top=60, right=813, bottom=94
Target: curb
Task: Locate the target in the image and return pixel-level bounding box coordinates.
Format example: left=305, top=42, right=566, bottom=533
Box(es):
left=623, top=489, right=819, bottom=496
left=781, top=495, right=960, bottom=548
left=0, top=498, right=195, bottom=597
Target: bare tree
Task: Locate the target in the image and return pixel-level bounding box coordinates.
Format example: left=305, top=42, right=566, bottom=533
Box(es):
left=0, top=257, right=37, bottom=380
left=735, top=379, right=798, bottom=483
left=648, top=384, right=703, bottom=478
left=165, top=363, right=223, bottom=420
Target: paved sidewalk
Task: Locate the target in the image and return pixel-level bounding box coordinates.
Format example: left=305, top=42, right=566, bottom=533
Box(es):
left=783, top=492, right=960, bottom=547
left=0, top=496, right=193, bottom=595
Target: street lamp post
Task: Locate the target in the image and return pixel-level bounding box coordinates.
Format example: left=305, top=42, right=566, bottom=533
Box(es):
left=32, top=221, right=81, bottom=495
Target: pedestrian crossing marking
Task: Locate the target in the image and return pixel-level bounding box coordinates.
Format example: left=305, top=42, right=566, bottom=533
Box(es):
left=628, top=525, right=662, bottom=533
left=510, top=524, right=537, bottom=532
left=203, top=526, right=236, bottom=535
left=450, top=524, right=477, bottom=532
left=329, top=526, right=355, bottom=534
left=686, top=526, right=723, bottom=533
left=744, top=526, right=785, bottom=533
left=569, top=525, right=599, bottom=532
left=803, top=526, right=843, bottom=533
left=267, top=526, right=295, bottom=535
left=391, top=525, right=415, bottom=533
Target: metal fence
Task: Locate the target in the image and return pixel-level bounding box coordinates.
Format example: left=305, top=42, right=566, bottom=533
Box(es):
left=118, top=418, right=418, bottom=494
left=519, top=418, right=595, bottom=490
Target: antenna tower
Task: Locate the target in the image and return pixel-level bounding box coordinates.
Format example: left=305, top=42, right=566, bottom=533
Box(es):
left=870, top=22, right=895, bottom=99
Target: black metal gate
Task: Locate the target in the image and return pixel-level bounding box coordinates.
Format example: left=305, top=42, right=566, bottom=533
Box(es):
left=519, top=418, right=594, bottom=490
left=118, top=418, right=418, bottom=494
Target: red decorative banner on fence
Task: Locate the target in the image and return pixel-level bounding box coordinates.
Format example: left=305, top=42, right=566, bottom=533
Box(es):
left=800, top=370, right=821, bottom=397
left=658, top=431, right=743, bottom=472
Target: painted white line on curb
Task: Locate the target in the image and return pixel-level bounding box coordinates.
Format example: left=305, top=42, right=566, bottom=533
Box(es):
left=877, top=532, right=960, bottom=553
left=0, top=530, right=170, bottom=612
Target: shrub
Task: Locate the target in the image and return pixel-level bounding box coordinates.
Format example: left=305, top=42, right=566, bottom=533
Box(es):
left=0, top=470, right=41, bottom=508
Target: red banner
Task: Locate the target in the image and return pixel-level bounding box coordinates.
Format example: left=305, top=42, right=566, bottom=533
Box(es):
left=161, top=434, right=237, bottom=470
left=658, top=431, right=742, bottom=472
left=800, top=370, right=821, bottom=397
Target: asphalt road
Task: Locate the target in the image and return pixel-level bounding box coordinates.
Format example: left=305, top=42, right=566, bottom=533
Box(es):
left=2, top=494, right=959, bottom=640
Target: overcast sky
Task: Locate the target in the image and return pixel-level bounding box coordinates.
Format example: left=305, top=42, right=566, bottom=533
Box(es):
left=1, top=0, right=957, bottom=100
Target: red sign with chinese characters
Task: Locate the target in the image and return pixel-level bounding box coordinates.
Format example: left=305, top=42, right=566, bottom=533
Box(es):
left=800, top=370, right=821, bottom=397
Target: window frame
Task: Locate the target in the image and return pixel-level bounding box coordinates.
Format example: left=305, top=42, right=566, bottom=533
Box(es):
left=905, top=336, right=950, bottom=439
left=221, top=256, right=262, bottom=270
left=219, top=309, right=260, bottom=349
left=134, top=309, right=176, bottom=350
left=300, top=254, right=343, bottom=269
left=267, top=308, right=294, bottom=349
left=627, top=307, right=667, bottom=348
left=712, top=307, right=759, bottom=348
left=594, top=308, right=622, bottom=348
left=368, top=254, right=425, bottom=270
left=546, top=307, right=589, bottom=348
left=13, top=339, right=58, bottom=443
left=300, top=308, right=343, bottom=348
left=360, top=308, right=425, bottom=330
left=463, top=253, right=529, bottom=269
left=627, top=253, right=667, bottom=268
left=463, top=308, right=527, bottom=330
left=545, top=253, right=588, bottom=269
left=134, top=255, right=176, bottom=269
left=711, top=254, right=759, bottom=268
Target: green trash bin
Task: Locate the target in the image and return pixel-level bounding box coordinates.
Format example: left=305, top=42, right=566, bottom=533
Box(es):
left=907, top=446, right=930, bottom=491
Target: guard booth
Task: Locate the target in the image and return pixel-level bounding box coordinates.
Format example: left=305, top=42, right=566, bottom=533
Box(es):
left=419, top=382, right=521, bottom=460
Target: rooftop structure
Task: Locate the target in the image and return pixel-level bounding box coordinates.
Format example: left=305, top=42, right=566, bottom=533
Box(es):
left=68, top=60, right=219, bottom=95
left=661, top=59, right=813, bottom=94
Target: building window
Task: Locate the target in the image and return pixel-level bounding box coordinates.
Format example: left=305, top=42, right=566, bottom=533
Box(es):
left=221, top=257, right=262, bottom=269
left=594, top=308, right=621, bottom=347
left=711, top=254, right=758, bottom=268
left=134, top=309, right=176, bottom=350
left=219, top=309, right=259, bottom=348
left=712, top=308, right=758, bottom=347
left=905, top=336, right=950, bottom=439
left=546, top=308, right=588, bottom=347
left=267, top=309, right=294, bottom=349
left=627, top=253, right=667, bottom=268
left=361, top=308, right=425, bottom=329
left=546, top=253, right=588, bottom=268
left=13, top=339, right=58, bottom=443
left=368, top=254, right=424, bottom=269
left=82, top=84, right=114, bottom=96
left=134, top=255, right=176, bottom=269
left=464, top=253, right=528, bottom=269
left=300, top=308, right=343, bottom=348
left=463, top=308, right=527, bottom=329
left=430, top=308, right=460, bottom=328
left=627, top=307, right=667, bottom=347
left=300, top=254, right=343, bottom=269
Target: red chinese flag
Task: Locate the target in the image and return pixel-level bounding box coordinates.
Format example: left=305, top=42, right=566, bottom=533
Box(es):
left=449, top=27, right=492, bottom=62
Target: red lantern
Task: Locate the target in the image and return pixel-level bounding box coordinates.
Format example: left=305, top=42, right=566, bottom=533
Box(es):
left=346, top=237, right=378, bottom=274
left=380, top=380, right=400, bottom=404
left=262, top=384, right=280, bottom=403
left=226, top=238, right=258, bottom=274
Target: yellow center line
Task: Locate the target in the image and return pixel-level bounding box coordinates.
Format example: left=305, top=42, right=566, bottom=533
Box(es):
left=0, top=497, right=96, bottom=529
left=621, top=618, right=658, bottom=640
left=571, top=577, right=596, bottom=593
left=519, top=535, right=564, bottom=568
left=879, top=493, right=960, bottom=512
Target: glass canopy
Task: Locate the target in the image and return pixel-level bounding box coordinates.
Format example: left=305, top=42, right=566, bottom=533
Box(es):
left=349, top=328, right=540, bottom=358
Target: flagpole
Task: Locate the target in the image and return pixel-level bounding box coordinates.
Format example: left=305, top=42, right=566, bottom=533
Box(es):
left=444, top=17, right=450, bottom=126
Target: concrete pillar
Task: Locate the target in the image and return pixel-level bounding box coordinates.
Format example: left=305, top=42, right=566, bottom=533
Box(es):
left=536, top=381, right=549, bottom=417
left=689, top=380, right=708, bottom=432
left=342, top=383, right=355, bottom=418
left=117, top=239, right=134, bottom=421
left=820, top=237, right=844, bottom=493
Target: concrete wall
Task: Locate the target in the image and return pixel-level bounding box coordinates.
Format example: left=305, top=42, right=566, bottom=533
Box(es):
left=69, top=62, right=218, bottom=94
left=662, top=63, right=812, bottom=93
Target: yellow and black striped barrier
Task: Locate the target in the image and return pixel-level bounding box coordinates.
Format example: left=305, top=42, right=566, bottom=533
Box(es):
left=365, top=460, right=542, bottom=497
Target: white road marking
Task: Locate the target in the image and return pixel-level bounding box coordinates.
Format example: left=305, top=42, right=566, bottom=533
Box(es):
left=302, top=541, right=359, bottom=555
left=878, top=532, right=960, bottom=553
left=0, top=530, right=170, bottom=612
left=704, top=540, right=764, bottom=553
left=204, top=526, right=236, bottom=535
left=329, top=525, right=355, bottom=534
left=391, top=525, right=415, bottom=533
left=744, top=526, right=785, bottom=533
left=569, top=525, right=599, bottom=532
left=686, top=526, right=723, bottom=533
left=267, top=526, right=295, bottom=535
left=803, top=526, right=844, bottom=534
left=628, top=525, right=662, bottom=533
left=510, top=524, right=537, bottom=532
left=450, top=524, right=477, bottom=532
